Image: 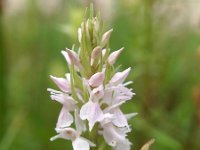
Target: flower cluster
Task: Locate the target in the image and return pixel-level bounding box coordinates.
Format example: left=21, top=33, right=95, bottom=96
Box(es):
left=48, top=9, right=136, bottom=150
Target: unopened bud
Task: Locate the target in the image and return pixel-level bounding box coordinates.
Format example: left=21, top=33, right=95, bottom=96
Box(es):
left=89, top=72, right=105, bottom=87
left=108, top=47, right=124, bottom=65
left=91, top=46, right=102, bottom=59
left=66, top=48, right=81, bottom=68
left=101, top=29, right=113, bottom=47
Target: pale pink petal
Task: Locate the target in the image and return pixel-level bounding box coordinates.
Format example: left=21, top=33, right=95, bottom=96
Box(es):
left=102, top=123, right=127, bottom=147
left=115, top=139, right=132, bottom=150
left=50, top=75, right=70, bottom=93
left=89, top=72, right=105, bottom=87
left=66, top=48, right=81, bottom=68
left=72, top=137, right=90, bottom=150
left=102, top=123, right=123, bottom=147
left=112, top=108, right=128, bottom=128
left=56, top=107, right=73, bottom=128
left=50, top=93, right=77, bottom=110
left=75, top=110, right=86, bottom=133
left=80, top=101, right=104, bottom=131
left=107, top=47, right=124, bottom=66
left=110, top=68, right=131, bottom=85
left=80, top=137, right=96, bottom=147
left=51, top=127, right=77, bottom=141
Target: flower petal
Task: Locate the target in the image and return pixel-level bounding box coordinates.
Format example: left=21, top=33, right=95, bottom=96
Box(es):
left=51, top=127, right=77, bottom=141
left=91, top=85, right=104, bottom=101
left=66, top=48, right=81, bottom=68
left=112, top=108, right=128, bottom=128
left=50, top=75, right=70, bottom=93
left=56, top=107, right=73, bottom=128
left=110, top=68, right=131, bottom=85
left=80, top=101, right=104, bottom=131
left=115, top=139, right=132, bottom=150
left=89, top=72, right=105, bottom=88
left=50, top=93, right=77, bottom=110
left=72, top=137, right=90, bottom=150
left=75, top=110, right=86, bottom=133
left=102, top=123, right=127, bottom=147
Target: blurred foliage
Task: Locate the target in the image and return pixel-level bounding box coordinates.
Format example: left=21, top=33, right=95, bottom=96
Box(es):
left=0, top=0, right=200, bottom=150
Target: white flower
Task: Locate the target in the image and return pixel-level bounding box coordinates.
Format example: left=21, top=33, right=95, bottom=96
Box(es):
left=50, top=128, right=96, bottom=150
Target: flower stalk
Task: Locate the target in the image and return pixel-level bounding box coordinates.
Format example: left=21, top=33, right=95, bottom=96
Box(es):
left=48, top=5, right=136, bottom=150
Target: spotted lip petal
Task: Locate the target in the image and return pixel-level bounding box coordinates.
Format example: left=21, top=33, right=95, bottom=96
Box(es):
left=111, top=108, right=129, bottom=128
left=80, top=101, right=104, bottom=131
left=102, top=123, right=128, bottom=147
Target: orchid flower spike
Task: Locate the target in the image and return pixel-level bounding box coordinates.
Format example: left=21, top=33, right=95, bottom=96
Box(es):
left=48, top=5, right=136, bottom=150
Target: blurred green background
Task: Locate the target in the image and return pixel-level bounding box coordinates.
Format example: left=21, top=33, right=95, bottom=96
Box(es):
left=0, top=0, right=200, bottom=149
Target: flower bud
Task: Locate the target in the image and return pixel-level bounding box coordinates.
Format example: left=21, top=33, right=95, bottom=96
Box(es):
left=101, top=29, right=113, bottom=47
left=91, top=46, right=102, bottom=59
left=65, top=48, right=81, bottom=68
left=107, top=47, right=124, bottom=65
left=91, top=46, right=102, bottom=65
left=89, top=72, right=105, bottom=87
